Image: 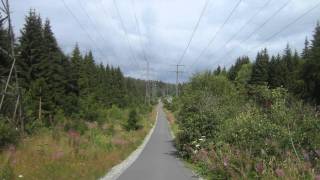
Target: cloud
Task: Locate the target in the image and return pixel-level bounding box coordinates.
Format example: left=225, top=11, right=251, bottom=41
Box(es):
left=11, top=0, right=320, bottom=83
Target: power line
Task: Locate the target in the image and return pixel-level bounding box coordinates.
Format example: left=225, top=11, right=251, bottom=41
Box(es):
left=213, top=0, right=272, bottom=58
left=239, top=0, right=291, bottom=45
left=77, top=0, right=114, bottom=63
left=132, top=0, right=148, bottom=63
left=131, top=0, right=151, bottom=104
left=60, top=0, right=105, bottom=58
left=214, top=0, right=320, bottom=72
left=241, top=0, right=320, bottom=58
left=113, top=0, right=141, bottom=69
left=188, top=0, right=242, bottom=70
left=177, top=0, right=210, bottom=65
left=218, top=0, right=291, bottom=62
left=169, top=64, right=185, bottom=96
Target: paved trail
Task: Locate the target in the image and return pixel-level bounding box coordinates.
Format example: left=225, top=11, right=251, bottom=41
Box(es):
left=118, top=103, right=198, bottom=180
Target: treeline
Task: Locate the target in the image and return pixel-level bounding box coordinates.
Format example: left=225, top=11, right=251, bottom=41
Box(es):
left=227, top=23, right=320, bottom=104
left=0, top=10, right=156, bottom=144
left=167, top=23, right=320, bottom=178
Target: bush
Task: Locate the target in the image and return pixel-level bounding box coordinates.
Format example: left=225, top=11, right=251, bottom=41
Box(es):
left=126, top=109, right=139, bottom=131
left=108, top=105, right=124, bottom=122
left=0, top=160, right=14, bottom=180
left=0, top=118, right=19, bottom=147
left=220, top=105, right=289, bottom=156
left=64, top=119, right=88, bottom=135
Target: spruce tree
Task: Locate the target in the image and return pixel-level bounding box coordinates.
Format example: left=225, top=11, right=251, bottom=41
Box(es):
left=69, top=44, right=82, bottom=96
left=302, top=37, right=310, bottom=59
left=268, top=55, right=282, bottom=88
left=250, top=49, right=269, bottom=85
left=0, top=16, right=10, bottom=80
left=302, top=22, right=320, bottom=104
left=18, top=10, right=44, bottom=88
left=214, top=66, right=221, bottom=75
left=228, top=56, right=250, bottom=80
left=41, top=19, right=65, bottom=116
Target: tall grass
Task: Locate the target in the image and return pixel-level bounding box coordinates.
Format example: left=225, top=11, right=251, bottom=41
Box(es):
left=0, top=107, right=156, bottom=180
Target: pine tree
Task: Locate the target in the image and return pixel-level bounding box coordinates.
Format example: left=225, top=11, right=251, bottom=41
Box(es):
left=283, top=44, right=293, bottom=72
left=302, top=22, right=320, bottom=104
left=268, top=55, right=283, bottom=88
left=214, top=66, right=221, bottom=75
left=250, top=49, right=269, bottom=85
left=69, top=44, right=82, bottom=96
left=228, top=56, right=250, bottom=80
left=302, top=37, right=310, bottom=59
left=17, top=10, right=44, bottom=88
left=41, top=19, right=65, bottom=116
left=0, top=16, right=10, bottom=79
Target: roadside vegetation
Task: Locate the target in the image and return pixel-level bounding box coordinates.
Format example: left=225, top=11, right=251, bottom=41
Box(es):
left=0, top=107, right=156, bottom=179
left=164, top=23, right=320, bottom=179
left=0, top=9, right=168, bottom=179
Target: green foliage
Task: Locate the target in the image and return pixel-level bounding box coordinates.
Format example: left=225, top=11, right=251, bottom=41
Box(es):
left=0, top=118, right=19, bottom=147
left=0, top=160, right=14, bottom=180
left=250, top=49, right=269, bottom=85
left=126, top=109, right=139, bottom=131
left=1, top=9, right=168, bottom=141
left=220, top=104, right=289, bottom=156
left=228, top=56, right=250, bottom=81
left=235, top=63, right=252, bottom=85
left=64, top=119, right=88, bottom=135
left=302, top=23, right=320, bottom=104
left=173, top=62, right=320, bottom=178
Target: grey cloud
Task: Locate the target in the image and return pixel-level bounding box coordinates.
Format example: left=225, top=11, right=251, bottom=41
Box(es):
left=11, top=0, right=320, bottom=82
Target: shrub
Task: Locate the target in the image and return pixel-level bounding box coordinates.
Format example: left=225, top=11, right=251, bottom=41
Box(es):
left=220, top=106, right=289, bottom=157
left=0, top=118, right=19, bottom=147
left=126, top=109, right=139, bottom=131
left=0, top=160, right=14, bottom=180
left=64, top=119, right=88, bottom=135
left=108, top=105, right=124, bottom=122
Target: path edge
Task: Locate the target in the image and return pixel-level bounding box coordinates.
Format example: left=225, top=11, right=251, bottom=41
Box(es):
left=165, top=110, right=205, bottom=180
left=100, top=111, right=159, bottom=180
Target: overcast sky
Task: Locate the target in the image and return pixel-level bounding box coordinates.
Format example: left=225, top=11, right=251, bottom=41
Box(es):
left=11, top=0, right=320, bottom=83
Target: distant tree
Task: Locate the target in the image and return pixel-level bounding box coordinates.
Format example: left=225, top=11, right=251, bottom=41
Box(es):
left=235, top=63, right=252, bottom=85
left=302, top=22, right=320, bottom=104
left=268, top=55, right=283, bottom=88
left=250, top=49, right=269, bottom=85
left=302, top=37, right=310, bottom=59
left=228, top=56, right=250, bottom=81
left=69, top=44, right=82, bottom=96
left=214, top=66, right=221, bottom=75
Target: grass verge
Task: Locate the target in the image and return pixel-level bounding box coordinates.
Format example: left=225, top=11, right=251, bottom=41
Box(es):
left=0, top=107, right=157, bottom=180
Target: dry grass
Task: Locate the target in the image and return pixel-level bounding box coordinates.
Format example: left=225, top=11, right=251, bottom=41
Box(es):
left=0, top=107, right=157, bottom=180
left=164, top=109, right=179, bottom=136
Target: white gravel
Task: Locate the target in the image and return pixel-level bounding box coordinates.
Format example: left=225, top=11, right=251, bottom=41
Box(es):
left=100, top=111, right=159, bottom=180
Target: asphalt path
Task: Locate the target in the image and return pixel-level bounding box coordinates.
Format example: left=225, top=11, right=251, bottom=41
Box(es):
left=118, top=103, right=198, bottom=180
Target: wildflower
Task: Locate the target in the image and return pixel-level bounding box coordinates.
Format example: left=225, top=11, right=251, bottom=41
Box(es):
left=199, top=138, right=204, bottom=141
left=52, top=151, right=64, bottom=160
left=303, top=150, right=310, bottom=161
left=18, top=174, right=23, bottom=178
left=195, top=144, right=200, bottom=148
left=275, top=168, right=285, bottom=177
left=223, top=157, right=228, bottom=167
left=255, top=162, right=264, bottom=174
